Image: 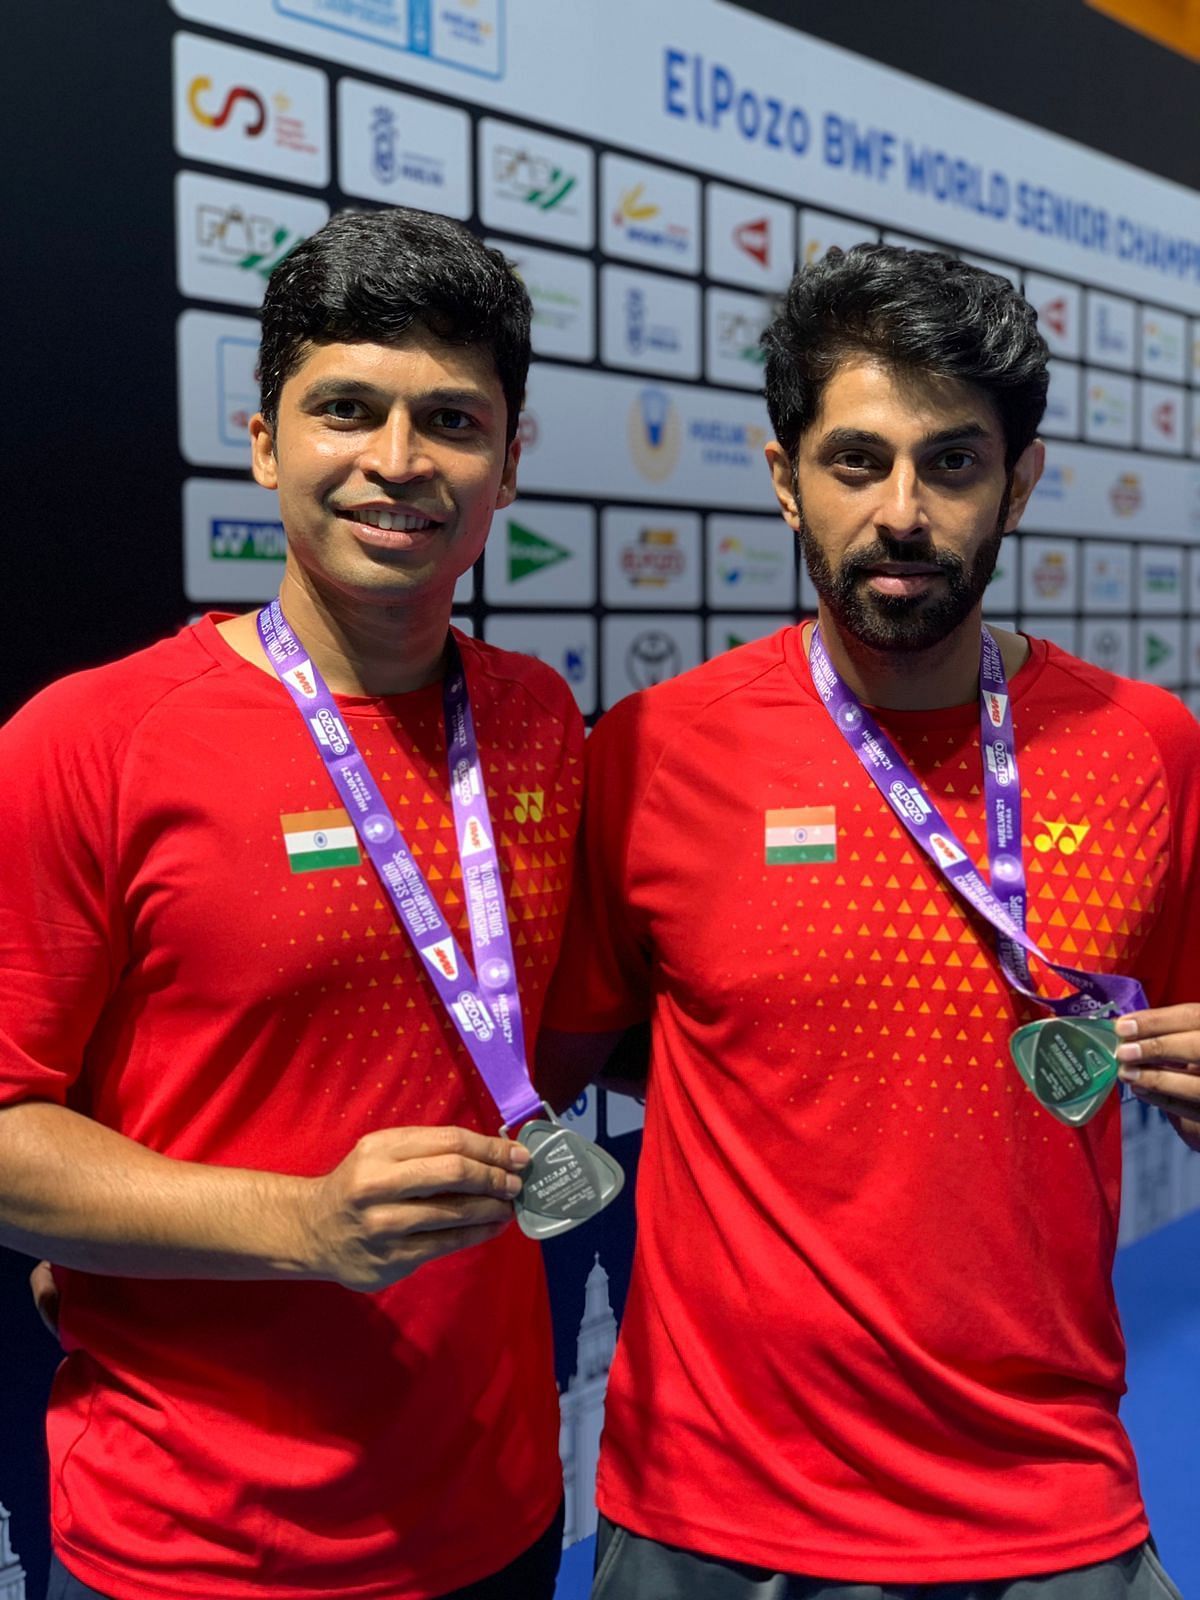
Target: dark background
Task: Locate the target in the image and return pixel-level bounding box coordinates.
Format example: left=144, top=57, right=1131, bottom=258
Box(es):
left=1, top=5, right=1197, bottom=1595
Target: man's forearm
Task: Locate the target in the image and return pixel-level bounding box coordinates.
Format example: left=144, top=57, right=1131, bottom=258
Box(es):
left=0, top=1100, right=316, bottom=1279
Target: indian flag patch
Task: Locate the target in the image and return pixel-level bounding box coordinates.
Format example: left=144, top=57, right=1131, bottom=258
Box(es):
left=764, top=806, right=837, bottom=865
left=280, top=808, right=361, bottom=874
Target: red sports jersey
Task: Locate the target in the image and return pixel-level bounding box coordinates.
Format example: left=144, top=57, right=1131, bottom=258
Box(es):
left=545, top=625, right=1200, bottom=1583
left=0, top=616, right=583, bottom=1600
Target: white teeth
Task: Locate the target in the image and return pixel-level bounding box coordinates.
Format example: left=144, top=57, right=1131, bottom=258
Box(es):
left=353, top=508, right=434, bottom=532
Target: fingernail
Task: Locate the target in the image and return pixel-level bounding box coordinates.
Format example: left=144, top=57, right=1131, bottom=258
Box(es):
left=1118, top=1065, right=1141, bottom=1082
left=1114, top=1018, right=1138, bottom=1038
left=505, top=1172, right=524, bottom=1195
left=1115, top=1042, right=1142, bottom=1063
left=509, top=1144, right=532, bottom=1169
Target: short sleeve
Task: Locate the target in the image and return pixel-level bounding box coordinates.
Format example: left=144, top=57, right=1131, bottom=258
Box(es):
left=1132, top=694, right=1200, bottom=1008
left=542, top=695, right=655, bottom=1033
left=0, top=682, right=125, bottom=1108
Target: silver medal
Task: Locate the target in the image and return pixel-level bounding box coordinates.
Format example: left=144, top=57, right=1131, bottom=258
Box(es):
left=513, top=1116, right=625, bottom=1239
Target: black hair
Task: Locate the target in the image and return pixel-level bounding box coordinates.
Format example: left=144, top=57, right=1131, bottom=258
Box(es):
left=257, top=207, right=532, bottom=444
left=762, top=244, right=1049, bottom=468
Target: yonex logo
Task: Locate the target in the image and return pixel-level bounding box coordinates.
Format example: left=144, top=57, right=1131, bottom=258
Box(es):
left=1034, top=820, right=1090, bottom=856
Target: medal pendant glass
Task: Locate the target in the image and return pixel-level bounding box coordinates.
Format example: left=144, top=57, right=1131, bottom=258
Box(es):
left=1008, top=1017, right=1120, bottom=1126
left=513, top=1118, right=625, bottom=1239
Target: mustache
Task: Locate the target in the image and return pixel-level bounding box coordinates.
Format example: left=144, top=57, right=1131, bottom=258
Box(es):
left=840, top=539, right=966, bottom=576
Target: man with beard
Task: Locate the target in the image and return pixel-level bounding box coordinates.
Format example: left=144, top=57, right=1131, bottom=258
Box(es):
left=538, top=246, right=1200, bottom=1598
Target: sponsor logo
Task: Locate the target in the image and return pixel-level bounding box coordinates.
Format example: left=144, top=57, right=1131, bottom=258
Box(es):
left=1033, top=551, right=1069, bottom=599
left=1041, top=297, right=1069, bottom=340
left=1034, top=464, right=1076, bottom=502
left=309, top=708, right=351, bottom=756
left=282, top=660, right=318, bottom=699
left=188, top=77, right=266, bottom=135
left=1033, top=819, right=1090, bottom=856
left=362, top=814, right=395, bottom=844
left=210, top=518, right=286, bottom=559
left=613, top=183, right=692, bottom=256
left=626, top=630, right=682, bottom=688
left=733, top=216, right=770, bottom=267
left=715, top=534, right=783, bottom=588
left=929, top=832, right=967, bottom=867
left=1094, top=303, right=1130, bottom=355
left=715, top=310, right=766, bottom=369
left=1109, top=473, right=1142, bottom=516
left=688, top=414, right=767, bottom=468
left=506, top=519, right=572, bottom=582
left=421, top=939, right=459, bottom=981
left=1089, top=627, right=1124, bottom=670
left=511, top=790, right=545, bottom=823
left=1144, top=317, right=1183, bottom=367
left=194, top=202, right=299, bottom=281
left=627, top=389, right=683, bottom=481
left=624, top=286, right=683, bottom=359
left=1144, top=561, right=1179, bottom=596
left=1143, top=631, right=1174, bottom=671
left=1151, top=400, right=1178, bottom=439
left=1089, top=382, right=1131, bottom=432
left=621, top=526, right=686, bottom=587
left=461, top=817, right=493, bottom=857
left=984, top=690, right=1009, bottom=728
left=369, top=104, right=446, bottom=189
left=887, top=780, right=932, bottom=824
left=452, top=990, right=496, bottom=1041
left=493, top=144, right=578, bottom=212
left=453, top=758, right=482, bottom=804
left=984, top=740, right=1014, bottom=786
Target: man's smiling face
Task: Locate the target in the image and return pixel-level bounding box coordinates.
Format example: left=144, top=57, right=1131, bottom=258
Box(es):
left=768, top=356, right=1041, bottom=653
left=250, top=330, right=519, bottom=611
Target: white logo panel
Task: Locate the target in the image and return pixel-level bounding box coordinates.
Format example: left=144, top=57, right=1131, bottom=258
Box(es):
left=1020, top=537, right=1078, bottom=613
left=1084, top=372, right=1136, bottom=446
left=1141, top=309, right=1187, bottom=381
left=1187, top=620, right=1200, bottom=687
left=601, top=510, right=702, bottom=609
left=1041, top=361, right=1081, bottom=438
left=602, top=154, right=700, bottom=274
left=483, top=615, right=598, bottom=717
left=483, top=502, right=596, bottom=607
left=705, top=288, right=770, bottom=391
left=1079, top=619, right=1133, bottom=677
left=1029, top=618, right=1078, bottom=654
left=1024, top=273, right=1082, bottom=359
left=1082, top=542, right=1133, bottom=613
left=489, top=240, right=595, bottom=362
left=984, top=541, right=1019, bottom=614
left=183, top=477, right=285, bottom=602
left=705, top=615, right=792, bottom=658
left=521, top=366, right=776, bottom=509
left=601, top=616, right=702, bottom=710
left=177, top=310, right=259, bottom=469
left=1191, top=321, right=1200, bottom=387
left=478, top=119, right=594, bottom=249
left=1136, top=544, right=1186, bottom=613
left=1085, top=292, right=1136, bottom=370
left=1139, top=382, right=1185, bottom=455
left=175, top=172, right=327, bottom=308
left=601, top=267, right=701, bottom=378
left=337, top=79, right=470, bottom=215
left=705, top=183, right=794, bottom=291
left=707, top=516, right=796, bottom=610
left=173, top=33, right=329, bottom=187
left=798, top=208, right=878, bottom=265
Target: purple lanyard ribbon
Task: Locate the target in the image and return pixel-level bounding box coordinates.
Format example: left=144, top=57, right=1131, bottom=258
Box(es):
left=258, top=600, right=543, bottom=1130
left=809, top=625, right=1147, bottom=1020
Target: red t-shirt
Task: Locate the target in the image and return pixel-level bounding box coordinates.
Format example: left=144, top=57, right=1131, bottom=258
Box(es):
left=544, top=625, right=1200, bottom=1583
left=0, top=617, right=583, bottom=1600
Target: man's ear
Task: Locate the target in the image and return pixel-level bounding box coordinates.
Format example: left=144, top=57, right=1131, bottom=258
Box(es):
left=1002, top=438, right=1045, bottom=533
left=495, top=435, right=521, bottom=510
left=765, top=440, right=801, bottom=531
left=249, top=414, right=278, bottom=491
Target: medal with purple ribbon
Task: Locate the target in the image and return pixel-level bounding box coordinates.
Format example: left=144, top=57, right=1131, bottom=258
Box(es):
left=809, top=625, right=1146, bottom=1126
left=258, top=600, right=623, bottom=1233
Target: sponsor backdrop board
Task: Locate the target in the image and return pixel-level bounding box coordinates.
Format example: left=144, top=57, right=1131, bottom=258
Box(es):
left=4, top=6, right=1197, bottom=1597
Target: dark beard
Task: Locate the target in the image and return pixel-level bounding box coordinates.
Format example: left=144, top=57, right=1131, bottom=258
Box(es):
left=797, top=485, right=1010, bottom=654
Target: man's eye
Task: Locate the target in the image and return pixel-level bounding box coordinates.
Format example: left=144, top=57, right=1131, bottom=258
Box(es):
left=323, top=398, right=366, bottom=422
left=834, top=453, right=876, bottom=472
left=937, top=449, right=976, bottom=471
left=431, top=409, right=474, bottom=431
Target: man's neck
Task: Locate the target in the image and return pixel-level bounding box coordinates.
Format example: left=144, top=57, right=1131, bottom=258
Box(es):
left=807, top=604, right=1029, bottom=711
left=217, top=569, right=454, bottom=696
